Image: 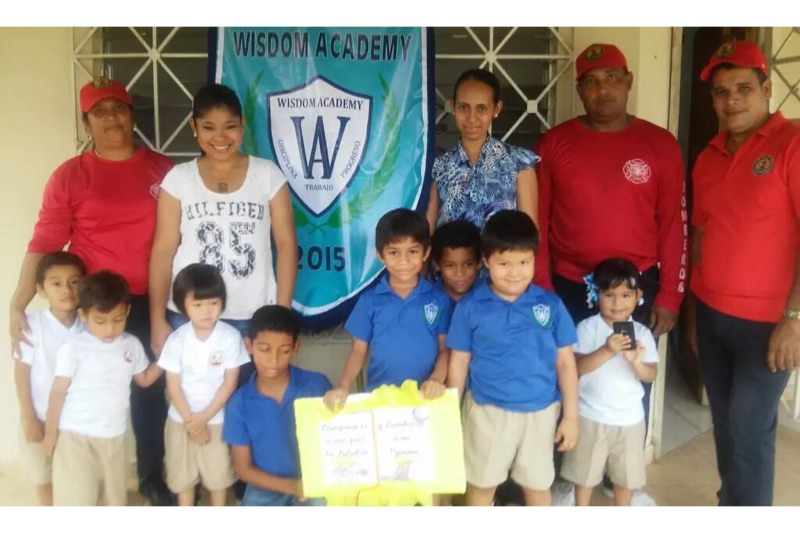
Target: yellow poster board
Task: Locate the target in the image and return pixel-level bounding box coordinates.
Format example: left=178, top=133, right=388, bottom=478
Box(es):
left=294, top=380, right=466, bottom=506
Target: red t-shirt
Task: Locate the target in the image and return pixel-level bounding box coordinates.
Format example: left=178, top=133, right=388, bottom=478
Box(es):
left=27, top=148, right=174, bottom=295
left=534, top=117, right=687, bottom=313
left=691, top=112, right=800, bottom=322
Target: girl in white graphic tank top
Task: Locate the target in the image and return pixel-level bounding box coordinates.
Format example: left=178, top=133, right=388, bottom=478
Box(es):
left=149, top=83, right=298, bottom=366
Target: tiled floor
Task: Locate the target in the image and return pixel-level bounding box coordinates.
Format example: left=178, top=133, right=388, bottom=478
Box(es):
left=627, top=354, right=800, bottom=506
left=2, top=350, right=799, bottom=506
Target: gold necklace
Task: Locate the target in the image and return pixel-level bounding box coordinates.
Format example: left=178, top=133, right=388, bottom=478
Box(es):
left=213, top=171, right=228, bottom=193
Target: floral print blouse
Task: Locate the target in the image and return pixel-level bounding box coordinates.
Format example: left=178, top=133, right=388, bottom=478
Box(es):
left=433, top=136, right=540, bottom=230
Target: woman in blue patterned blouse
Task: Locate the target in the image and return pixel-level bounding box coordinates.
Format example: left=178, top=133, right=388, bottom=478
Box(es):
left=425, top=68, right=540, bottom=233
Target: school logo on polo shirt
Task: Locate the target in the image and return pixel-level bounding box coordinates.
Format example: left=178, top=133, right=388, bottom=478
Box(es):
left=149, top=183, right=161, bottom=199
left=623, top=158, right=651, bottom=184
left=123, top=350, right=133, bottom=362
left=532, top=304, right=552, bottom=327
left=424, top=302, right=440, bottom=326
left=752, top=154, right=775, bottom=176
left=209, top=351, right=224, bottom=366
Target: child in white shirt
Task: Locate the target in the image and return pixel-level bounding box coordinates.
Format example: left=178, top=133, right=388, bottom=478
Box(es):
left=157, top=263, right=249, bottom=506
left=44, top=270, right=163, bottom=506
left=561, top=258, right=659, bottom=506
left=14, top=252, right=85, bottom=506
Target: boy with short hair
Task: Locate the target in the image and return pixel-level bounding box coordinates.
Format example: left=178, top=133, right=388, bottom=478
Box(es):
left=44, top=270, right=163, bottom=506
left=324, top=208, right=453, bottom=409
left=223, top=305, right=331, bottom=506
left=447, top=209, right=580, bottom=506
left=14, top=251, right=86, bottom=506
left=431, top=219, right=481, bottom=303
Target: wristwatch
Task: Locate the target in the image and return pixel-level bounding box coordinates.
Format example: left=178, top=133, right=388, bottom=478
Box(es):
left=784, top=309, right=800, bottom=320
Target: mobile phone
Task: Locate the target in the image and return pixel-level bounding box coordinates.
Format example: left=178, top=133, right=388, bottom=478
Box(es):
left=613, top=321, right=636, bottom=347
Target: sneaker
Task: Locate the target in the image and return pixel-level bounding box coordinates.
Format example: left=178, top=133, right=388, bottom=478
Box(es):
left=630, top=489, right=657, bottom=506
left=138, top=476, right=174, bottom=506
left=550, top=480, right=576, bottom=506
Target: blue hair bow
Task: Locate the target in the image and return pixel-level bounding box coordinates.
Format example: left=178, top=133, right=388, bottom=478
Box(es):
left=584, top=273, right=599, bottom=309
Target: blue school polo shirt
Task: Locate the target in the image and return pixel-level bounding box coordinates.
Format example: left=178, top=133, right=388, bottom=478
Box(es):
left=446, top=283, right=577, bottom=412
left=345, top=275, right=453, bottom=391
left=222, top=366, right=332, bottom=479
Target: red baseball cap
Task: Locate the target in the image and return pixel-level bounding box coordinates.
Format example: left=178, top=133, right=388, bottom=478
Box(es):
left=79, top=76, right=132, bottom=113
left=700, top=40, right=768, bottom=81
left=575, top=43, right=628, bottom=81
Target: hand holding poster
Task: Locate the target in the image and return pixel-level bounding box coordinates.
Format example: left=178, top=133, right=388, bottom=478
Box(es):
left=294, top=381, right=466, bottom=506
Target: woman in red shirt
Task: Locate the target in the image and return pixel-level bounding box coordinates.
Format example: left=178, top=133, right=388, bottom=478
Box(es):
left=8, top=76, right=175, bottom=506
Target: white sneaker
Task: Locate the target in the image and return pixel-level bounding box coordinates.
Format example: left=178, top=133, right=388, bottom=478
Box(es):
left=550, top=480, right=576, bottom=506
left=630, top=489, right=657, bottom=506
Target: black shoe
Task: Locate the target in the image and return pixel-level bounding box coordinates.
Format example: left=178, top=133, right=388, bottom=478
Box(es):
left=233, top=480, right=247, bottom=502
left=139, top=476, right=174, bottom=506
left=494, top=478, right=525, bottom=506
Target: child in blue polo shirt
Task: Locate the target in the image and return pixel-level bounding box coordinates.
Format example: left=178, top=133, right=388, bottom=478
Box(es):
left=222, top=305, right=331, bottom=506
left=324, top=208, right=453, bottom=410
left=431, top=219, right=481, bottom=304
left=447, top=209, right=580, bottom=506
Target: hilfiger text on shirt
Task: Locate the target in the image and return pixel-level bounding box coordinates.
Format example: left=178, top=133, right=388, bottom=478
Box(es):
left=184, top=201, right=265, bottom=222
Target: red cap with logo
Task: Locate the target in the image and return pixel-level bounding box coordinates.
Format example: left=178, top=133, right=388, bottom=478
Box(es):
left=575, top=43, right=628, bottom=81
left=700, top=40, right=768, bottom=81
left=79, top=76, right=133, bottom=113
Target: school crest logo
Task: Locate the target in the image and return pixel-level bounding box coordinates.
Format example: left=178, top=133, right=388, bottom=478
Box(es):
left=715, top=41, right=736, bottom=59
left=752, top=154, right=774, bottom=176
left=268, top=76, right=373, bottom=216
left=209, top=351, right=224, bottom=366
left=424, top=303, right=439, bottom=326
left=584, top=45, right=605, bottom=62
left=149, top=183, right=160, bottom=199
left=623, top=158, right=652, bottom=185
left=532, top=304, right=552, bottom=327
left=123, top=350, right=133, bottom=363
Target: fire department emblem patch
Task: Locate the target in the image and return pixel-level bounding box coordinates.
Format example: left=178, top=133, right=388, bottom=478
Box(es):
left=715, top=41, right=736, bottom=59
left=584, top=45, right=605, bottom=62
left=623, top=159, right=652, bottom=185
left=752, top=154, right=774, bottom=176
left=91, top=76, right=113, bottom=88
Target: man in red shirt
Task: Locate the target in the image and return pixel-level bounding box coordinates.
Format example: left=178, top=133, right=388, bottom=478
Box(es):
left=531, top=43, right=687, bottom=507
left=536, top=43, right=686, bottom=335
left=691, top=40, right=800, bottom=506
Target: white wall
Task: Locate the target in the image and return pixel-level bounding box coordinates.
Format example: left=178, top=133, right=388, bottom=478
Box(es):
left=0, top=28, right=75, bottom=469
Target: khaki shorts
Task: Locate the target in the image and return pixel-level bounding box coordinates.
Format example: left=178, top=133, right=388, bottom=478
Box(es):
left=165, top=419, right=235, bottom=493
left=463, top=393, right=560, bottom=491
left=19, top=420, right=52, bottom=485
left=561, top=417, right=646, bottom=490
left=52, top=430, right=128, bottom=506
